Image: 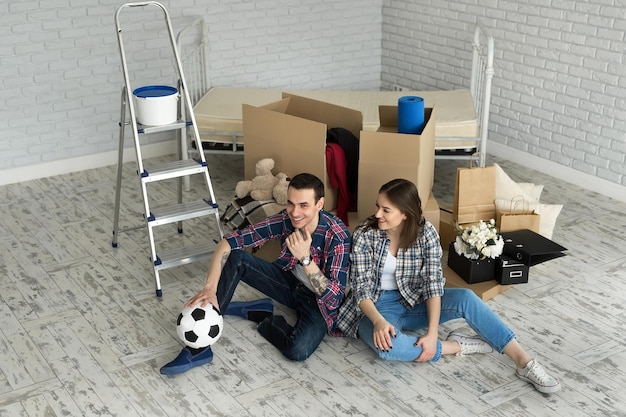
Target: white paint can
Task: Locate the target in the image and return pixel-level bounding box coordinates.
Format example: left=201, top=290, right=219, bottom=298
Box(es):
left=132, top=85, right=179, bottom=126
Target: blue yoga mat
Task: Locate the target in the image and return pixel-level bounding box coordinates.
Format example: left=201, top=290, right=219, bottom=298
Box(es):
left=397, top=96, right=425, bottom=134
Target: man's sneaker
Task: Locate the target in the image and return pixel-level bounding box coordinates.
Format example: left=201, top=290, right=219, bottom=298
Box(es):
left=224, top=298, right=274, bottom=323
left=160, top=345, right=213, bottom=375
left=447, top=332, right=493, bottom=356
left=516, top=358, right=561, bottom=394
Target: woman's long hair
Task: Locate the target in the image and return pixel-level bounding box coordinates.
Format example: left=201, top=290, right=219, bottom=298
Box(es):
left=364, top=178, right=425, bottom=250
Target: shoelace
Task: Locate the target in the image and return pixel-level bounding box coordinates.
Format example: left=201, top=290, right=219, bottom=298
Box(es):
left=460, top=339, right=487, bottom=353
left=526, top=361, right=552, bottom=384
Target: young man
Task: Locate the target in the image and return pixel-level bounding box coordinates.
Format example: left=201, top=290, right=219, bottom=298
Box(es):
left=161, top=173, right=351, bottom=375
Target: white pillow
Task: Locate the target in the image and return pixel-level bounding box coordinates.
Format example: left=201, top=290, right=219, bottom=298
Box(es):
left=494, top=163, right=539, bottom=203
left=517, top=182, right=544, bottom=202
left=495, top=199, right=563, bottom=239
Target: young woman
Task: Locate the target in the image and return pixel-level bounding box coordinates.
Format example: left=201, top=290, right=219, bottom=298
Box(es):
left=337, top=179, right=561, bottom=394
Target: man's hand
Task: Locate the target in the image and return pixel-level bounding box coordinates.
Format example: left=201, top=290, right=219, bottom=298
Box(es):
left=185, top=289, right=219, bottom=312
left=286, top=228, right=312, bottom=261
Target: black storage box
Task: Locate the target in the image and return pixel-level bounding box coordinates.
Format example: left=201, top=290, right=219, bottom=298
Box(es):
left=502, top=229, right=567, bottom=266
left=447, top=242, right=495, bottom=284
left=495, top=255, right=529, bottom=285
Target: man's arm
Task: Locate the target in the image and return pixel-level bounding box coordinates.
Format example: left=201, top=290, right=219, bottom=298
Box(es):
left=303, top=263, right=329, bottom=297
left=185, top=238, right=231, bottom=309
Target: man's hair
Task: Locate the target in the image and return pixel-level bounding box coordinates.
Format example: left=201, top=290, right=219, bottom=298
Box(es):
left=288, top=173, right=325, bottom=202
left=365, top=178, right=425, bottom=250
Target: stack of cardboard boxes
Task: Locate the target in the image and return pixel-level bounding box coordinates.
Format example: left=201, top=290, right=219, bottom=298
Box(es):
left=241, top=93, right=506, bottom=299
left=242, top=93, right=440, bottom=233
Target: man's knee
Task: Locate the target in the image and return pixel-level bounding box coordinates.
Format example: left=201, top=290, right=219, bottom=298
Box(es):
left=282, top=340, right=316, bottom=362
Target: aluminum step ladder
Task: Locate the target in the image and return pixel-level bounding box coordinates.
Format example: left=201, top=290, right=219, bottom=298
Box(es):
left=112, top=1, right=224, bottom=297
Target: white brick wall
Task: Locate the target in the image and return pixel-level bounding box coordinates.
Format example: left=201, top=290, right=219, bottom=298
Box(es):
left=382, top=0, right=626, bottom=188
left=2, top=0, right=625, bottom=196
left=1, top=0, right=382, bottom=171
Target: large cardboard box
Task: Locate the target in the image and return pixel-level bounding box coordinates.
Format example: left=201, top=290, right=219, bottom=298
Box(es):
left=345, top=192, right=439, bottom=234
left=242, top=93, right=363, bottom=212
left=443, top=265, right=510, bottom=301
left=438, top=208, right=457, bottom=250
left=358, top=106, right=435, bottom=219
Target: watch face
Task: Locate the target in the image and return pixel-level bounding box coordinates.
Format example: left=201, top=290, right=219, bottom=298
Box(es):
left=301, top=257, right=311, bottom=266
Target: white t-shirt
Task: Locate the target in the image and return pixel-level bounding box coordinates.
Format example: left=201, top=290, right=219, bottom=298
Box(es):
left=292, top=264, right=315, bottom=292
left=380, top=253, right=399, bottom=290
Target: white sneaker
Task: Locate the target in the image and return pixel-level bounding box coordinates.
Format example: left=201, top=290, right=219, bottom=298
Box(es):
left=447, top=332, right=493, bottom=356
left=516, top=358, right=561, bottom=394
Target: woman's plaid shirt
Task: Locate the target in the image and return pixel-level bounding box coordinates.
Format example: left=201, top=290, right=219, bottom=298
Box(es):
left=337, top=219, right=444, bottom=338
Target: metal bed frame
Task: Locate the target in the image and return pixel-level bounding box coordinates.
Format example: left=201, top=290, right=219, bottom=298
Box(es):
left=176, top=19, right=494, bottom=167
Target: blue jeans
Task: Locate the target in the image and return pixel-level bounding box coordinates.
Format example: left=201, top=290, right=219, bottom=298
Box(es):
left=216, top=250, right=327, bottom=361
left=357, top=288, right=516, bottom=362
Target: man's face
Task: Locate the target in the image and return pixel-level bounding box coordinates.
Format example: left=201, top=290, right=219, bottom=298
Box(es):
left=285, top=187, right=323, bottom=231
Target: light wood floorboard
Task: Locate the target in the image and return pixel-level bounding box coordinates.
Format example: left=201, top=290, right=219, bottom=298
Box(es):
left=0, top=153, right=625, bottom=416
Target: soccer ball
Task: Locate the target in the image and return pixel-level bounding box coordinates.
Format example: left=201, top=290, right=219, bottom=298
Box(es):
left=176, top=303, right=224, bottom=349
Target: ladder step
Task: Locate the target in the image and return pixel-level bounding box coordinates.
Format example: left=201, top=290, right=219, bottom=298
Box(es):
left=154, top=241, right=215, bottom=271
left=149, top=199, right=219, bottom=226
left=141, top=159, right=207, bottom=182
left=137, top=120, right=189, bottom=134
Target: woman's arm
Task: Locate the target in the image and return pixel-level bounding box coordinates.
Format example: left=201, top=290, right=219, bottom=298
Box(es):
left=414, top=296, right=441, bottom=362
left=359, top=298, right=396, bottom=351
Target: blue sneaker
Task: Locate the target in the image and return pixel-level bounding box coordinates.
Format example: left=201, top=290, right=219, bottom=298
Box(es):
left=159, top=346, right=213, bottom=375
left=224, top=298, right=274, bottom=323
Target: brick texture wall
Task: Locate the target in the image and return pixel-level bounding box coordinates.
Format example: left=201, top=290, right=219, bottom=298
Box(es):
left=382, top=0, right=626, bottom=188
left=0, top=0, right=382, bottom=171
left=2, top=0, right=625, bottom=193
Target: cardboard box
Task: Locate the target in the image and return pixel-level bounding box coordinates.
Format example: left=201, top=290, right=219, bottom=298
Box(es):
left=424, top=193, right=439, bottom=233
left=345, top=192, right=439, bottom=234
left=247, top=239, right=282, bottom=263
left=357, top=106, right=436, bottom=219
left=443, top=265, right=510, bottom=301
left=242, top=93, right=363, bottom=212
left=438, top=208, right=457, bottom=250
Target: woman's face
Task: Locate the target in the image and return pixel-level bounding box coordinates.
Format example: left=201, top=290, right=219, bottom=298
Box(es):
left=375, top=192, right=406, bottom=234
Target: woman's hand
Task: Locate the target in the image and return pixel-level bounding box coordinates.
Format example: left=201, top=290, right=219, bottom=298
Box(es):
left=185, top=288, right=219, bottom=312
left=372, top=318, right=396, bottom=351
left=414, top=332, right=438, bottom=362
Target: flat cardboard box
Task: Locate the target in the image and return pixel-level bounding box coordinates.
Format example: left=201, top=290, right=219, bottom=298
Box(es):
left=358, top=106, right=436, bottom=219
left=443, top=265, right=510, bottom=301
left=242, top=93, right=363, bottom=212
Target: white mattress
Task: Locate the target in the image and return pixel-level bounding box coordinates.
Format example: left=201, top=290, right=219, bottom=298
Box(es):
left=193, top=87, right=479, bottom=147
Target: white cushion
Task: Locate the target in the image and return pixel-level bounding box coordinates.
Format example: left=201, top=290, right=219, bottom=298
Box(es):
left=517, top=182, right=544, bottom=202
left=495, top=199, right=563, bottom=239
left=494, top=163, right=539, bottom=202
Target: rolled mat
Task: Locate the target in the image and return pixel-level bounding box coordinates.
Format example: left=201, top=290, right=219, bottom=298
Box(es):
left=397, top=96, right=425, bottom=134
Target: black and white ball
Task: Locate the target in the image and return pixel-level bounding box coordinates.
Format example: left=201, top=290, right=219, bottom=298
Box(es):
left=176, top=303, right=224, bottom=349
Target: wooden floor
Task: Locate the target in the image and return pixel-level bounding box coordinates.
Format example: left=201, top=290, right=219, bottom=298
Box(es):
left=0, top=152, right=625, bottom=417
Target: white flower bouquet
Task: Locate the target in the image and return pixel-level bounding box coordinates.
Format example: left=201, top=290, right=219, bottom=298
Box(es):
left=454, top=219, right=504, bottom=260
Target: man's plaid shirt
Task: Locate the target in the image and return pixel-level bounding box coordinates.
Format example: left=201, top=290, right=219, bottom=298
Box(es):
left=225, top=209, right=351, bottom=335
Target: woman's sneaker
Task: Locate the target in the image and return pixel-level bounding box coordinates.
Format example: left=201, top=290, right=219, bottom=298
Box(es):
left=447, top=332, right=493, bottom=356
left=516, top=358, right=561, bottom=393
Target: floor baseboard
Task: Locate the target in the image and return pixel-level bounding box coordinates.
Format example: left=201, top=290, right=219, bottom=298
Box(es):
left=488, top=141, right=626, bottom=203
left=0, top=140, right=176, bottom=186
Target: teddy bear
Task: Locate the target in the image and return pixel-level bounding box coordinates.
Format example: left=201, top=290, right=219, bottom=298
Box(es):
left=235, top=158, right=289, bottom=204
left=272, top=172, right=290, bottom=205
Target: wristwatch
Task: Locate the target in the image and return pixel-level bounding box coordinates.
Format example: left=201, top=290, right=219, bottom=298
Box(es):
left=299, top=255, right=312, bottom=266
